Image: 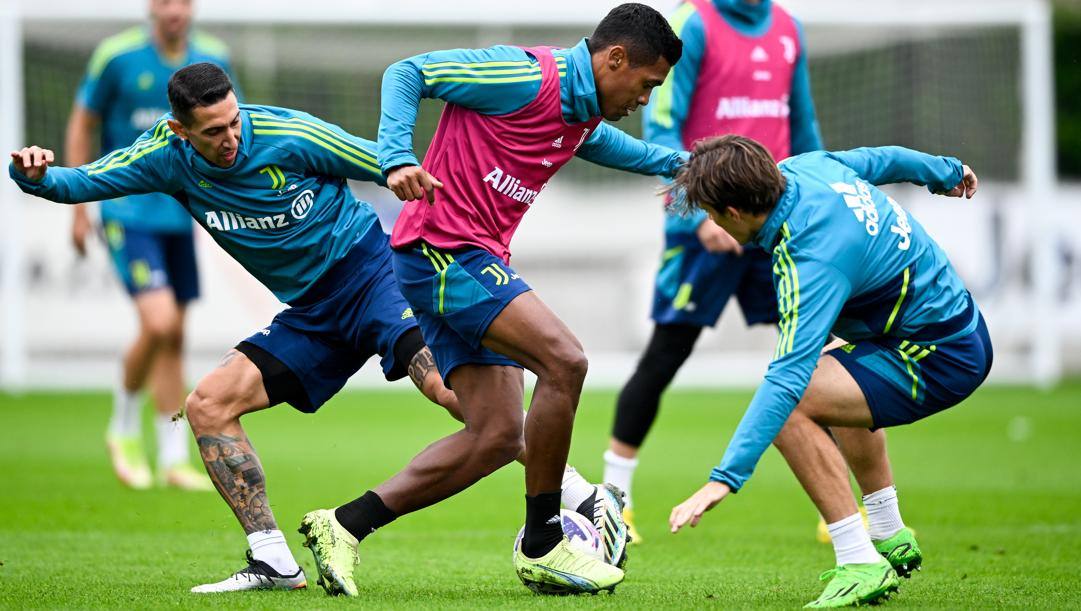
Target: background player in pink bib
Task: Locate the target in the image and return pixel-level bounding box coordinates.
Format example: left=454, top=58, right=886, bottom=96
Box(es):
left=603, top=0, right=822, bottom=543
left=358, top=3, right=684, bottom=594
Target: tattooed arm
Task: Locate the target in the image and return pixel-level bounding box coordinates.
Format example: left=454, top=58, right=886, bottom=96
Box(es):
left=407, top=346, right=463, bottom=422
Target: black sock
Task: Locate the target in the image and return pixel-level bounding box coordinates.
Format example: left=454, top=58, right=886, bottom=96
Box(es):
left=522, top=491, right=563, bottom=558
left=335, top=491, right=397, bottom=543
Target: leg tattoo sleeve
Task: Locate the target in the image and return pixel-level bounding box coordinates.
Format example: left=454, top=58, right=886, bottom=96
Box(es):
left=197, top=433, right=277, bottom=533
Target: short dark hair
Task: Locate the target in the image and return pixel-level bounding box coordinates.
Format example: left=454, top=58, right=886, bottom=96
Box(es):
left=167, top=62, right=234, bottom=125
left=589, top=3, right=683, bottom=67
left=673, top=135, right=786, bottom=217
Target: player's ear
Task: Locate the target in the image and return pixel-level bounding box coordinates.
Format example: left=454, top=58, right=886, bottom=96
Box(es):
left=167, top=119, right=188, bottom=141
left=607, top=45, right=626, bottom=71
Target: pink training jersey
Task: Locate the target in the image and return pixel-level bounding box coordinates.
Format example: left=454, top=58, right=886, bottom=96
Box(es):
left=391, top=47, right=601, bottom=263
left=682, top=0, right=800, bottom=161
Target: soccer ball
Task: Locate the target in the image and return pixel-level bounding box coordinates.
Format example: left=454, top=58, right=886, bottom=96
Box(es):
left=513, top=509, right=604, bottom=561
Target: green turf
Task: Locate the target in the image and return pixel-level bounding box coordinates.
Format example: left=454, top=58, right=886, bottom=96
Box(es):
left=1, top=382, right=1080, bottom=608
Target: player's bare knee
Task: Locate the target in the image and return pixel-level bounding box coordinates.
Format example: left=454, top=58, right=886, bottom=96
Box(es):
left=185, top=385, right=240, bottom=433
left=141, top=314, right=183, bottom=346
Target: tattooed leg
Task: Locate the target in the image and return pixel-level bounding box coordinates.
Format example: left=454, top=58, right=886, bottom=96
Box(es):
left=197, top=432, right=278, bottom=533
left=406, top=346, right=463, bottom=421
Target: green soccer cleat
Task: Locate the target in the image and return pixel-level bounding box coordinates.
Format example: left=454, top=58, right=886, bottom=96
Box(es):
left=514, top=537, right=625, bottom=595
left=804, top=558, right=900, bottom=608
left=298, top=509, right=360, bottom=597
left=874, top=527, right=923, bottom=578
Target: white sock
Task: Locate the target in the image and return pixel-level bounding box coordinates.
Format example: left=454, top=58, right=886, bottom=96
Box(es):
left=602, top=450, right=638, bottom=508
left=863, top=486, right=906, bottom=540
left=155, top=413, right=190, bottom=470
left=109, top=378, right=142, bottom=437
left=247, top=529, right=301, bottom=576
left=827, top=513, right=882, bottom=566
left=560, top=466, right=597, bottom=511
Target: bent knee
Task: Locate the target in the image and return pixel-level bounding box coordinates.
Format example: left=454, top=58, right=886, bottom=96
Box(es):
left=185, top=384, right=248, bottom=433
left=476, top=426, right=525, bottom=468
left=141, top=316, right=184, bottom=345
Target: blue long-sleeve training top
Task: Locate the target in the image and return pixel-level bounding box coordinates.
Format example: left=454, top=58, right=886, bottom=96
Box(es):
left=378, top=37, right=685, bottom=179
left=10, top=104, right=386, bottom=304
left=708, top=146, right=974, bottom=492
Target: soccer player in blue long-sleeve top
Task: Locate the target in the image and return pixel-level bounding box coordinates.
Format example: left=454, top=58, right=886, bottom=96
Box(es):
left=10, top=63, right=471, bottom=595
left=666, top=136, right=989, bottom=607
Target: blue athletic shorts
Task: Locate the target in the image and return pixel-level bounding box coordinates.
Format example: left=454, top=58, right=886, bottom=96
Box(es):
left=829, top=301, right=993, bottom=429
left=238, top=238, right=418, bottom=413
left=103, top=220, right=200, bottom=303
left=392, top=243, right=529, bottom=383
left=652, top=231, right=777, bottom=328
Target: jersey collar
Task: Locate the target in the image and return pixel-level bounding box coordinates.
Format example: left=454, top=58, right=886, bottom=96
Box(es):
left=715, top=0, right=773, bottom=37
left=554, top=38, right=601, bottom=123
left=753, top=167, right=797, bottom=250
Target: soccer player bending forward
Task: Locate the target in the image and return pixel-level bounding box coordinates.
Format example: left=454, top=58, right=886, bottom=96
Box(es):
left=667, top=136, right=991, bottom=608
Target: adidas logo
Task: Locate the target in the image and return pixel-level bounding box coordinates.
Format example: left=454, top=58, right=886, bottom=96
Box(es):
left=551, top=136, right=563, bottom=148
left=401, top=307, right=414, bottom=320
left=546, top=514, right=561, bottom=525
left=751, top=45, right=769, bottom=62
left=198, top=179, right=213, bottom=189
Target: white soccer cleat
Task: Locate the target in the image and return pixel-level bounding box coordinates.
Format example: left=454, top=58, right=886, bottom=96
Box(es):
left=578, top=483, right=630, bottom=569
left=191, top=550, right=306, bottom=593
left=158, top=463, right=215, bottom=491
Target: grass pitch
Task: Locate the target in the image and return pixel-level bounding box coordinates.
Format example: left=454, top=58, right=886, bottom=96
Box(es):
left=1, top=382, right=1080, bottom=609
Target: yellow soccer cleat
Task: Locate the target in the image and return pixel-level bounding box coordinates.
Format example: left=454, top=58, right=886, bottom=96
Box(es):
left=299, top=509, right=361, bottom=596
left=514, top=537, right=625, bottom=595
left=159, top=463, right=215, bottom=491
left=623, top=508, right=643, bottom=545
left=106, top=433, right=152, bottom=490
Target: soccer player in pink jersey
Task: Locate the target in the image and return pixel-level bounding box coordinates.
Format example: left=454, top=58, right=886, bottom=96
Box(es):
left=293, top=4, right=683, bottom=596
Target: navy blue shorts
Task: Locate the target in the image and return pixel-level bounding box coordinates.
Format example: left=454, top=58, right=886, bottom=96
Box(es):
left=238, top=240, right=418, bottom=413
left=829, top=308, right=993, bottom=429
left=392, top=243, right=529, bottom=383
left=652, top=232, right=777, bottom=327
left=103, top=220, right=200, bottom=304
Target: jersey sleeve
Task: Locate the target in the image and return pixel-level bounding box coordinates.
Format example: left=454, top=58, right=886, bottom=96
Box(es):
left=378, top=46, right=546, bottom=173
left=9, top=121, right=175, bottom=204
left=251, top=109, right=384, bottom=185
left=708, top=245, right=852, bottom=492
left=826, top=147, right=964, bottom=193
left=788, top=20, right=823, bottom=155
left=643, top=4, right=704, bottom=153
left=575, top=122, right=687, bottom=178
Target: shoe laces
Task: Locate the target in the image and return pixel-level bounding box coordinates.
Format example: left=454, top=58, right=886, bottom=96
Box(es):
left=818, top=566, right=849, bottom=582
left=232, top=550, right=276, bottom=584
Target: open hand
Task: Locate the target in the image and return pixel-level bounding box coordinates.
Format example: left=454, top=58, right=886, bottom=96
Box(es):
left=10, top=146, right=54, bottom=182
left=387, top=165, right=444, bottom=204
left=669, top=481, right=730, bottom=533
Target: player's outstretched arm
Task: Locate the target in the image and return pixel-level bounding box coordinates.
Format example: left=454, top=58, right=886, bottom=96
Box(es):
left=254, top=107, right=386, bottom=185
left=9, top=122, right=174, bottom=204
left=826, top=146, right=971, bottom=196
left=377, top=46, right=547, bottom=179
left=575, top=122, right=686, bottom=178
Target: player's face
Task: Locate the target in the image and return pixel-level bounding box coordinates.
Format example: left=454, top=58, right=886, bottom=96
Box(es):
left=705, top=206, right=756, bottom=244
left=150, top=0, right=192, bottom=41
left=594, top=47, right=670, bottom=122
left=179, top=91, right=242, bottom=168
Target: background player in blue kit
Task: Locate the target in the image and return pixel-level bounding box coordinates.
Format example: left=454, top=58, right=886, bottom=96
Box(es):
left=667, top=136, right=988, bottom=607
left=603, top=0, right=822, bottom=542
left=65, top=0, right=236, bottom=491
